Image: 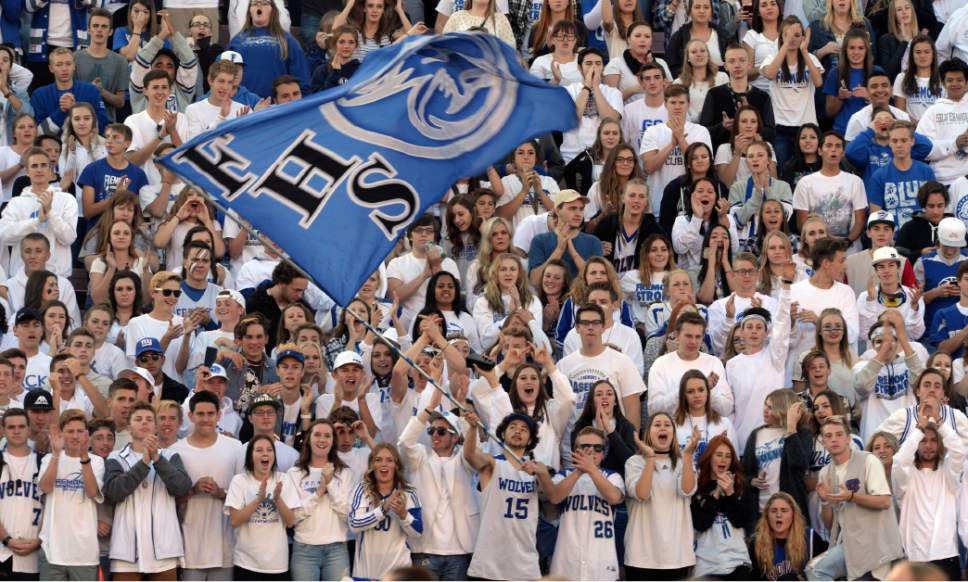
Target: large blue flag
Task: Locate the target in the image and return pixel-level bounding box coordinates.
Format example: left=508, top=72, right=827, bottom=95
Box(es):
left=159, top=32, right=577, bottom=305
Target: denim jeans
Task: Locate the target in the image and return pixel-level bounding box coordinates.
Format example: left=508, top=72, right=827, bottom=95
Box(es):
left=411, top=553, right=472, bottom=581
left=290, top=541, right=350, bottom=581
left=806, top=544, right=846, bottom=581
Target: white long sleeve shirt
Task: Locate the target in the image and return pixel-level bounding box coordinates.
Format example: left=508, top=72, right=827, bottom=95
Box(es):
left=894, top=424, right=965, bottom=561
left=937, top=4, right=968, bottom=63
left=786, top=279, right=860, bottom=382
left=707, top=292, right=778, bottom=357
left=648, top=352, right=733, bottom=417
left=0, top=188, right=78, bottom=278
left=725, top=288, right=792, bottom=451
left=671, top=214, right=740, bottom=273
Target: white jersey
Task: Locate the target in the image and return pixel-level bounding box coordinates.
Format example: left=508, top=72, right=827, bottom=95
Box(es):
left=348, top=483, right=422, bottom=580
left=0, top=452, right=43, bottom=574
left=549, top=468, right=625, bottom=581
left=174, top=282, right=222, bottom=325
left=467, top=456, right=541, bottom=581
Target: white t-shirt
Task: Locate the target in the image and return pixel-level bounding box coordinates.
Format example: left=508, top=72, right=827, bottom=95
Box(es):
left=512, top=212, right=551, bottom=256
left=169, top=435, right=244, bottom=570
left=497, top=174, right=561, bottom=231
left=529, top=54, right=582, bottom=86
left=563, top=322, right=644, bottom=375
left=224, top=471, right=302, bottom=573
left=39, top=454, right=105, bottom=566
left=602, top=57, right=673, bottom=104
left=561, top=82, right=624, bottom=163
left=893, top=75, right=945, bottom=123
left=0, top=146, right=23, bottom=202
left=742, top=29, right=779, bottom=93
left=185, top=99, right=247, bottom=140
left=23, top=352, right=51, bottom=392
left=124, top=313, right=185, bottom=382
left=754, top=426, right=786, bottom=510
left=557, top=347, right=646, bottom=420
left=94, top=342, right=127, bottom=380
left=759, top=53, right=825, bottom=126
left=673, top=72, right=729, bottom=122
left=46, top=2, right=72, bottom=46
left=622, top=99, right=667, bottom=154
left=792, top=171, right=867, bottom=239
left=435, top=0, right=508, bottom=15
left=124, top=110, right=189, bottom=186
left=639, top=121, right=712, bottom=221
left=386, top=252, right=461, bottom=327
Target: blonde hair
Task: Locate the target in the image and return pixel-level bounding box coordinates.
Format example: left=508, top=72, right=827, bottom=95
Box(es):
left=823, top=0, right=863, bottom=35
left=757, top=231, right=793, bottom=295
left=483, top=253, right=533, bottom=314
left=754, top=492, right=809, bottom=577
left=567, top=256, right=623, bottom=303
left=678, top=38, right=718, bottom=86
left=150, top=270, right=182, bottom=290
left=474, top=217, right=514, bottom=295
left=153, top=399, right=183, bottom=421
left=886, top=0, right=917, bottom=39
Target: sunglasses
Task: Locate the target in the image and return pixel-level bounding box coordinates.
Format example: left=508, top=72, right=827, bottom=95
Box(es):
left=576, top=443, right=605, bottom=452
left=154, top=288, right=183, bottom=298
left=137, top=353, right=162, bottom=363
left=426, top=427, right=455, bottom=437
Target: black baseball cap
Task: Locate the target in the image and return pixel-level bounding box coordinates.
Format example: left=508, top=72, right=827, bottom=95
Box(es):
left=24, top=389, right=54, bottom=411
left=14, top=308, right=41, bottom=326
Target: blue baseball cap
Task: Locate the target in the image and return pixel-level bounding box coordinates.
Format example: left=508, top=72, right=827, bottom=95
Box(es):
left=135, top=337, right=163, bottom=357
left=276, top=349, right=305, bottom=365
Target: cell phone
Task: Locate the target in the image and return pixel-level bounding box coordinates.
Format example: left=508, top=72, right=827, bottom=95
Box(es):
left=466, top=352, right=496, bottom=372
left=204, top=346, right=218, bottom=368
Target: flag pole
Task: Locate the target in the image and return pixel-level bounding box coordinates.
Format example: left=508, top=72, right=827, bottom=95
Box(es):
left=192, top=189, right=525, bottom=465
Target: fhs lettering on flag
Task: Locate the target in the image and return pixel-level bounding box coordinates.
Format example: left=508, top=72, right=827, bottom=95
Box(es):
left=159, top=32, right=577, bottom=305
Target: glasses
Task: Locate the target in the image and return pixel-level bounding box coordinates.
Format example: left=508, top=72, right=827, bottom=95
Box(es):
left=412, top=226, right=435, bottom=235
left=821, top=324, right=843, bottom=333
left=251, top=409, right=276, bottom=417
left=426, top=427, right=455, bottom=437
left=577, top=319, right=603, bottom=327
left=137, top=353, right=162, bottom=363
left=615, top=156, right=636, bottom=164
left=576, top=443, right=605, bottom=452
left=735, top=268, right=756, bottom=276
left=154, top=288, right=183, bottom=298
left=554, top=33, right=576, bottom=40
left=190, top=20, right=211, bottom=27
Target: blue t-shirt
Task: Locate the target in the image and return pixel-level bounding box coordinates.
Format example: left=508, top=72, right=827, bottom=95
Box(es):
left=868, top=161, right=936, bottom=228
left=76, top=158, right=149, bottom=227
left=823, top=66, right=878, bottom=135
left=929, top=303, right=968, bottom=356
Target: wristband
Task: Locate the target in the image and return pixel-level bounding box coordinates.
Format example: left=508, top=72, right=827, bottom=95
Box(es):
left=300, top=413, right=312, bottom=420
left=80, top=457, right=91, bottom=465
left=848, top=490, right=854, bottom=502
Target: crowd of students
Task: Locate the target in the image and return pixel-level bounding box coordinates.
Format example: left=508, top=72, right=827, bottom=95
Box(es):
left=0, top=0, right=967, bottom=579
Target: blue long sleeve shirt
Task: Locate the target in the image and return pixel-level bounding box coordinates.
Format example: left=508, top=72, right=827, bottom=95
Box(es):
left=30, top=80, right=109, bottom=135
left=866, top=159, right=937, bottom=228
left=228, top=28, right=310, bottom=98
left=845, top=128, right=933, bottom=195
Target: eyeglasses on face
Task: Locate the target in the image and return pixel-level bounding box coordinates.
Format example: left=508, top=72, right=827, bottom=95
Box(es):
left=190, top=20, right=211, bottom=27
left=576, top=443, right=605, bottom=452
left=577, top=319, right=603, bottom=327
left=137, top=353, right=162, bottom=363
left=154, top=288, right=182, bottom=298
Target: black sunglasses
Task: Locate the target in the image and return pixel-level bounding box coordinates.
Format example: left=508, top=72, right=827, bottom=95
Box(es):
left=154, top=288, right=183, bottom=298
left=576, top=443, right=605, bottom=453
left=426, top=427, right=454, bottom=437
left=137, top=353, right=162, bottom=363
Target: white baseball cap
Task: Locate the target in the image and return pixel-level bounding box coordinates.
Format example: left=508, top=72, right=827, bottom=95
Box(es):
left=939, top=217, right=967, bottom=248
left=219, top=50, right=244, bottom=65
left=333, top=351, right=363, bottom=370
left=119, top=367, right=154, bottom=387
left=871, top=246, right=901, bottom=265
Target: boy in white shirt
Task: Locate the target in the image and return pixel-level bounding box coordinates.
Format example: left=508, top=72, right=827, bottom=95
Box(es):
left=38, top=410, right=105, bottom=581
left=639, top=83, right=712, bottom=219
left=622, top=63, right=668, bottom=153
left=170, top=390, right=244, bottom=580
left=648, top=310, right=733, bottom=417
left=793, top=132, right=867, bottom=247
left=916, top=58, right=968, bottom=185
left=563, top=283, right=644, bottom=375
left=47, top=354, right=109, bottom=419
left=186, top=60, right=247, bottom=140
left=0, top=148, right=78, bottom=279
left=560, top=48, right=623, bottom=163
left=124, top=69, right=189, bottom=185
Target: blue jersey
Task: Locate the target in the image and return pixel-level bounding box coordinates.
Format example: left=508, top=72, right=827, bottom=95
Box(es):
left=867, top=160, right=936, bottom=228
left=929, top=303, right=968, bottom=356
left=920, top=250, right=968, bottom=338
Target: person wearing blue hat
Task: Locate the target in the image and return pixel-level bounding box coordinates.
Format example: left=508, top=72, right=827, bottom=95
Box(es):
left=464, top=409, right=543, bottom=581
left=271, top=344, right=310, bottom=446
left=134, top=337, right=189, bottom=404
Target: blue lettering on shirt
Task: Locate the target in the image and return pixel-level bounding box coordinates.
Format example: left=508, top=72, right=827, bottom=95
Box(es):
left=498, top=477, right=537, bottom=493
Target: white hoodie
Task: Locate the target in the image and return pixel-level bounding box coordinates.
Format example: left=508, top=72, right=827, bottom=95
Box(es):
left=0, top=187, right=78, bottom=278
left=916, top=95, right=968, bottom=184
